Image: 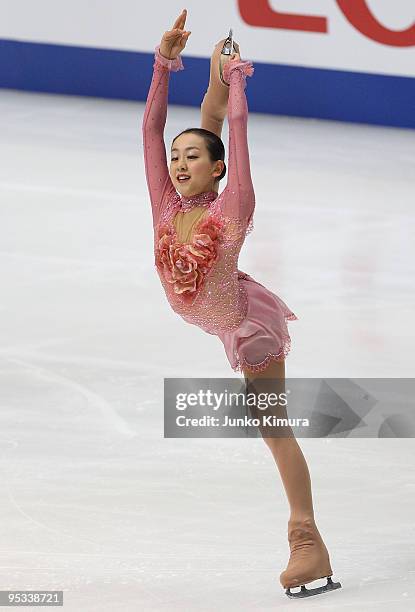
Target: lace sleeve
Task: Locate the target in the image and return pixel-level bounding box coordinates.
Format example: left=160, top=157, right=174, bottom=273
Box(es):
left=154, top=45, right=184, bottom=72
left=141, top=46, right=184, bottom=228
left=221, top=60, right=255, bottom=233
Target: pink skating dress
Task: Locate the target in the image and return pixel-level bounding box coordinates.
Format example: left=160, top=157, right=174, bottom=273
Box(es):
left=142, top=46, right=298, bottom=373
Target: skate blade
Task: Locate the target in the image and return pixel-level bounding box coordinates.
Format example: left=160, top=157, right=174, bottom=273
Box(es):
left=221, top=28, right=235, bottom=55
left=285, top=576, right=342, bottom=598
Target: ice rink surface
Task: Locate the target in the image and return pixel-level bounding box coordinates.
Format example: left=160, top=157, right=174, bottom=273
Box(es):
left=1, top=89, right=414, bottom=610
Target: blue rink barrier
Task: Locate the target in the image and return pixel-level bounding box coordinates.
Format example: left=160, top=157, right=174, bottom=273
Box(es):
left=1, top=38, right=414, bottom=129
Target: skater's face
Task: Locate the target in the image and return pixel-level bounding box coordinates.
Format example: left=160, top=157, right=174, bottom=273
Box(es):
left=170, top=134, right=224, bottom=196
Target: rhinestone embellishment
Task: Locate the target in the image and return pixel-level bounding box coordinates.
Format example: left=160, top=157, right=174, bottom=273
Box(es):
left=179, top=190, right=218, bottom=212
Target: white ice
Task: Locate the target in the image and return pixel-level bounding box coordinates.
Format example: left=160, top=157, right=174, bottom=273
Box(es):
left=1, top=89, right=414, bottom=611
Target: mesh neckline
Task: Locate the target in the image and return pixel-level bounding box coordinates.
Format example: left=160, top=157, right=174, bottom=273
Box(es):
left=178, top=190, right=218, bottom=212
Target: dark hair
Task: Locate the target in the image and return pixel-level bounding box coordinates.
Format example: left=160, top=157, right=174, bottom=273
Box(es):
left=171, top=128, right=227, bottom=182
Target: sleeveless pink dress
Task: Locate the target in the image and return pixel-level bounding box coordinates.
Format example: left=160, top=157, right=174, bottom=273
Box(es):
left=142, top=46, right=298, bottom=373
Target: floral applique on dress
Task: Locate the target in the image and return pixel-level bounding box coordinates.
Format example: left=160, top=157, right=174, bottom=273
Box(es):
left=155, top=216, right=224, bottom=303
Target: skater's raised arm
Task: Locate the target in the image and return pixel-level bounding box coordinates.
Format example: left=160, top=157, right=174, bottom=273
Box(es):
left=142, top=10, right=191, bottom=227
left=142, top=50, right=182, bottom=228
left=222, top=57, right=255, bottom=228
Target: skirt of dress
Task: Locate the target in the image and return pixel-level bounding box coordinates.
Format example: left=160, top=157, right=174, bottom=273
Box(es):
left=216, top=270, right=298, bottom=373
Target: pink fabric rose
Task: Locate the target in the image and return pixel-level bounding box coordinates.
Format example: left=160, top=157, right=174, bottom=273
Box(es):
left=156, top=217, right=223, bottom=302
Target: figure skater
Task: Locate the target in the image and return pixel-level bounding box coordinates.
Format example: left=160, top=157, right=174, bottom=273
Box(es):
left=142, top=8, right=341, bottom=599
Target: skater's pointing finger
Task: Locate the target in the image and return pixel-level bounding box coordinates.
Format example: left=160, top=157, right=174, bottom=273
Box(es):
left=173, top=9, right=187, bottom=30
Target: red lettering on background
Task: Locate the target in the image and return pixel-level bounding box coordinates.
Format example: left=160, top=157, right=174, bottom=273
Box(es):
left=336, top=0, right=415, bottom=47
left=238, top=0, right=415, bottom=47
left=237, top=0, right=327, bottom=33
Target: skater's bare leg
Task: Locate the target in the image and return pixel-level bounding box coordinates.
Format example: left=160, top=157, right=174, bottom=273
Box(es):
left=200, top=39, right=233, bottom=138
left=243, top=360, right=315, bottom=523
left=244, top=361, right=338, bottom=592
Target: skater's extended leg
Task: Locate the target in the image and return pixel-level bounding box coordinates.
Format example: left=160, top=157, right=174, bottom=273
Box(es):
left=244, top=361, right=340, bottom=596
left=200, top=39, right=231, bottom=138
left=243, top=359, right=315, bottom=523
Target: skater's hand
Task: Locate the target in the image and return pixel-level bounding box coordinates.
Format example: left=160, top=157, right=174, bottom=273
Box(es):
left=159, top=9, right=191, bottom=60
left=221, top=51, right=241, bottom=79
left=211, top=39, right=241, bottom=69
left=228, top=52, right=241, bottom=63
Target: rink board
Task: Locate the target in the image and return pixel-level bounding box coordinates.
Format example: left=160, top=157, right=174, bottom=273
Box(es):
left=1, top=0, right=414, bottom=128
left=1, top=38, right=414, bottom=129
